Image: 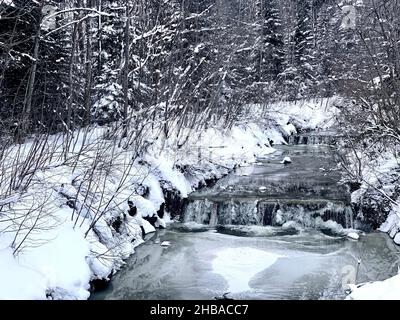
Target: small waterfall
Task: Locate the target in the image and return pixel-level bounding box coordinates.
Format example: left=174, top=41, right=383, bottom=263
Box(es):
left=183, top=142, right=353, bottom=231
left=288, top=134, right=337, bottom=145
left=261, top=200, right=354, bottom=228
left=184, top=199, right=216, bottom=224
left=184, top=199, right=354, bottom=229
left=258, top=202, right=279, bottom=226
left=345, top=206, right=355, bottom=229
left=319, top=204, right=354, bottom=229
left=184, top=199, right=260, bottom=225
left=209, top=204, right=218, bottom=227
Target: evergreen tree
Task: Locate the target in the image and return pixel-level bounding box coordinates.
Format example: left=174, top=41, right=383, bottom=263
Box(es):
left=294, top=0, right=316, bottom=96
left=179, top=0, right=219, bottom=112
left=92, top=0, right=125, bottom=124
left=254, top=0, right=284, bottom=83
left=313, top=0, right=339, bottom=97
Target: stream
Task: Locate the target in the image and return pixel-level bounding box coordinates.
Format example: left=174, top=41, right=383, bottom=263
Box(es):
left=91, top=142, right=400, bottom=300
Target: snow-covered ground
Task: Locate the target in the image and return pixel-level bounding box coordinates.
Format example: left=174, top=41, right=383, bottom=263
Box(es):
left=246, top=97, right=340, bottom=144
left=347, top=274, right=400, bottom=300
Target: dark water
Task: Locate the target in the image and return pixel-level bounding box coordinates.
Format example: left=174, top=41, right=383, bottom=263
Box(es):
left=190, top=145, right=346, bottom=202
left=91, top=144, right=400, bottom=300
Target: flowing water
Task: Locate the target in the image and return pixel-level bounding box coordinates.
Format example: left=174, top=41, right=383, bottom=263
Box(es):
left=91, top=142, right=400, bottom=300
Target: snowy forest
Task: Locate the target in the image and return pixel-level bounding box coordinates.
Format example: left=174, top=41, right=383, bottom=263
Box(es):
left=1, top=0, right=398, bottom=140
left=0, top=0, right=400, bottom=301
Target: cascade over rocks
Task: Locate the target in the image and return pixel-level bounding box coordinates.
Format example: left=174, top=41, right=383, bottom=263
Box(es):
left=181, top=140, right=360, bottom=231
left=184, top=198, right=354, bottom=229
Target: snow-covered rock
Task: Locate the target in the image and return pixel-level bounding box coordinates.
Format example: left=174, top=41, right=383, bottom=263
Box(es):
left=155, top=217, right=167, bottom=229
left=347, top=232, right=360, bottom=240
left=282, top=123, right=297, bottom=136
left=390, top=227, right=398, bottom=239
left=394, top=233, right=400, bottom=245
left=379, top=213, right=400, bottom=233
left=281, top=156, right=292, bottom=164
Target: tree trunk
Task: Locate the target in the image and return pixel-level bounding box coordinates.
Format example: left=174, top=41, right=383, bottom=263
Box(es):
left=122, top=4, right=130, bottom=139
left=84, top=1, right=93, bottom=126
left=21, top=1, right=44, bottom=141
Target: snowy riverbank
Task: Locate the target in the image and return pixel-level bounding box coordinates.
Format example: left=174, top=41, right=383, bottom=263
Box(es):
left=347, top=192, right=400, bottom=299
left=346, top=147, right=400, bottom=299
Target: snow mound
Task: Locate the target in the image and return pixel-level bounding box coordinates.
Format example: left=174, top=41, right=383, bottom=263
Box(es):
left=394, top=233, right=400, bottom=245
left=348, top=274, right=400, bottom=300
left=347, top=232, right=360, bottom=240
left=0, top=248, right=47, bottom=300
left=281, top=156, right=292, bottom=164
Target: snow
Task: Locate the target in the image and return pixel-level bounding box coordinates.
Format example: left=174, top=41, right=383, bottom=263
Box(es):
left=351, top=152, right=400, bottom=205
left=347, top=274, right=400, bottom=300
left=144, top=156, right=191, bottom=198
left=281, top=156, right=292, bottom=164
left=87, top=240, right=114, bottom=280
left=0, top=212, right=91, bottom=300
left=19, top=222, right=92, bottom=300
left=160, top=241, right=171, bottom=247
left=314, top=218, right=362, bottom=238
left=212, top=247, right=281, bottom=293
left=282, top=123, right=297, bottom=136
left=131, top=195, right=158, bottom=219
left=394, top=233, right=400, bottom=245
left=0, top=194, right=20, bottom=206
left=264, top=127, right=287, bottom=145
left=390, top=227, right=398, bottom=239
left=0, top=248, right=46, bottom=300
left=262, top=97, right=340, bottom=132
left=379, top=212, right=400, bottom=233
left=3, top=0, right=15, bottom=6
left=347, top=232, right=360, bottom=240
left=155, top=217, right=166, bottom=229
left=372, top=74, right=391, bottom=88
